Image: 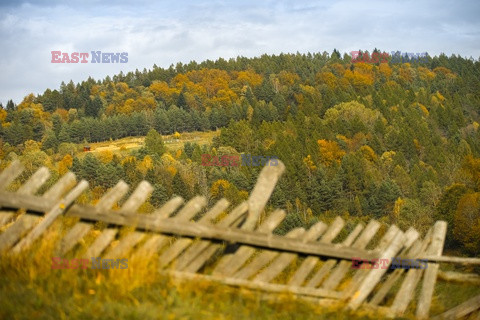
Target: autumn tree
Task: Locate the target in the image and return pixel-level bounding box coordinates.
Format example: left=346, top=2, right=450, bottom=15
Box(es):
left=453, top=192, right=480, bottom=254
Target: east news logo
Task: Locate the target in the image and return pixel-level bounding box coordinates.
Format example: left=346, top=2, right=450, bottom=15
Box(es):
left=51, top=51, right=128, bottom=63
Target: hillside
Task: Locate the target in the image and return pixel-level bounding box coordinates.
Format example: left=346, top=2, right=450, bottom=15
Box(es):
left=1, top=51, right=479, bottom=256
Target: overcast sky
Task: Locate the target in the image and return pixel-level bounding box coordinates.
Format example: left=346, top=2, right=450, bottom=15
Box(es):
left=0, top=0, right=479, bottom=105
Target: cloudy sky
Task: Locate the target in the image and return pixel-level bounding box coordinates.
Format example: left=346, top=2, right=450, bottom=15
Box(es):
left=0, top=0, right=479, bottom=105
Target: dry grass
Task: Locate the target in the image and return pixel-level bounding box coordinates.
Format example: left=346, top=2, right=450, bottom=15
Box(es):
left=79, top=130, right=219, bottom=157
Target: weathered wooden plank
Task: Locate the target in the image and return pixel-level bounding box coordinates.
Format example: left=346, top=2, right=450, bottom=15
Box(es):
left=94, top=180, right=130, bottom=211
left=234, top=228, right=305, bottom=280
left=0, top=160, right=24, bottom=190
left=254, top=222, right=327, bottom=283
left=242, top=161, right=285, bottom=231
left=421, top=256, right=480, bottom=265
left=305, top=222, right=365, bottom=288
left=84, top=181, right=157, bottom=258
left=157, top=198, right=225, bottom=268
left=0, top=173, right=77, bottom=251
left=340, top=224, right=403, bottom=300
left=11, top=180, right=89, bottom=253
left=0, top=192, right=379, bottom=260
left=161, top=199, right=230, bottom=270
left=376, top=225, right=401, bottom=252
left=119, top=181, right=153, bottom=214
left=42, top=172, right=77, bottom=201
left=198, top=199, right=230, bottom=224
left=304, top=259, right=337, bottom=288
left=319, top=217, right=346, bottom=243
left=389, top=257, right=426, bottom=314
left=288, top=217, right=344, bottom=286
left=388, top=228, right=433, bottom=315
left=151, top=196, right=185, bottom=220
left=166, top=270, right=343, bottom=300
left=131, top=197, right=187, bottom=258
left=58, top=180, right=129, bottom=255
left=103, top=231, right=145, bottom=259
left=83, top=229, right=118, bottom=258
left=416, top=221, right=448, bottom=319
left=0, top=212, right=14, bottom=227
left=347, top=230, right=406, bottom=310
left=321, top=220, right=381, bottom=291
left=438, top=271, right=480, bottom=285
left=430, top=294, right=480, bottom=320
left=170, top=196, right=207, bottom=221
left=17, top=167, right=51, bottom=195
left=369, top=269, right=403, bottom=306
left=0, top=167, right=50, bottom=227
left=102, top=182, right=155, bottom=259
left=212, top=209, right=286, bottom=277
left=340, top=223, right=365, bottom=247
left=0, top=215, right=38, bottom=251
left=367, top=228, right=420, bottom=306
left=177, top=201, right=248, bottom=273
left=133, top=195, right=203, bottom=259
left=349, top=220, right=381, bottom=249
left=2, top=166, right=50, bottom=229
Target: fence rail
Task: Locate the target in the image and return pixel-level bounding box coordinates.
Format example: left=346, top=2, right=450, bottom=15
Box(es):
left=0, top=160, right=479, bottom=319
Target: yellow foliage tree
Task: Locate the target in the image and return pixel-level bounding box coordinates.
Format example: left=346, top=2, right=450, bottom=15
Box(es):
left=315, top=71, right=336, bottom=90
left=166, top=165, right=177, bottom=177
left=359, top=145, right=377, bottom=162
left=211, top=179, right=232, bottom=198
left=462, top=155, right=480, bottom=190
left=344, top=69, right=374, bottom=89
left=0, top=108, right=6, bottom=124
left=317, top=139, right=345, bottom=166
left=277, top=71, right=300, bottom=87
left=392, top=197, right=404, bottom=219
left=236, top=69, right=263, bottom=87
left=417, top=66, right=435, bottom=81
left=17, top=93, right=47, bottom=120
left=149, top=81, right=175, bottom=103
left=378, top=63, right=392, bottom=79
left=118, top=98, right=135, bottom=114
left=137, top=155, right=154, bottom=175
left=58, top=154, right=73, bottom=175
left=453, top=192, right=480, bottom=253
left=98, top=150, right=113, bottom=164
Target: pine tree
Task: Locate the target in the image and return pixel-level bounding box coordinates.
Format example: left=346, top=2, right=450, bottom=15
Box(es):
left=177, top=85, right=188, bottom=109
left=42, top=130, right=59, bottom=151
left=85, top=96, right=102, bottom=117
left=144, top=128, right=166, bottom=158
left=172, top=173, right=190, bottom=199
left=6, top=99, right=15, bottom=111
left=151, top=183, right=169, bottom=207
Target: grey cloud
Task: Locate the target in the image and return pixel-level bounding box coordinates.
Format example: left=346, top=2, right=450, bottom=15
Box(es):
left=0, top=0, right=479, bottom=105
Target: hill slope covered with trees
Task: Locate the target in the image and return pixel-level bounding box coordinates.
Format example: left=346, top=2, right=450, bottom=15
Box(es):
left=1, top=50, right=480, bottom=254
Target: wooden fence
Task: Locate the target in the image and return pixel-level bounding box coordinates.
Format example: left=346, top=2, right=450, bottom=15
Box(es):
left=0, top=160, right=479, bottom=319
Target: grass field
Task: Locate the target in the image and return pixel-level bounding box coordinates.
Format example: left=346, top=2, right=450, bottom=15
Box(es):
left=81, top=130, right=219, bottom=156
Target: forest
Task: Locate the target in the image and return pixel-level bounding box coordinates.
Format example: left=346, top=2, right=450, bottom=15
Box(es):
left=1, top=49, right=479, bottom=255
